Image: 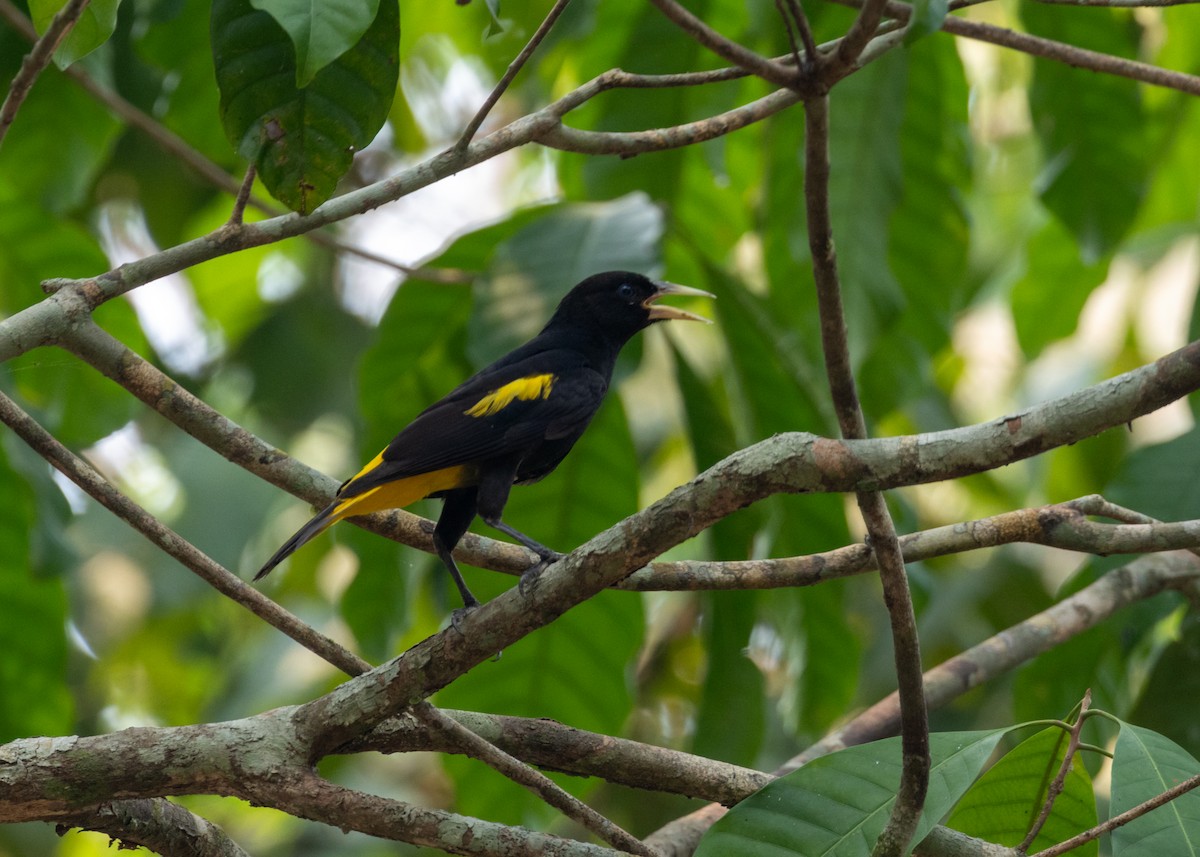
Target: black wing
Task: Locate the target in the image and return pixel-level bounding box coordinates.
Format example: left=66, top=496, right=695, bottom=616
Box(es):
left=341, top=349, right=607, bottom=498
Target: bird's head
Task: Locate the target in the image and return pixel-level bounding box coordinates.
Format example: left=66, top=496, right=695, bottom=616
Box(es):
left=549, top=271, right=714, bottom=343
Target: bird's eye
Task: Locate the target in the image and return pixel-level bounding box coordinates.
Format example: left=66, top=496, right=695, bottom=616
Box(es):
left=617, top=283, right=636, bottom=301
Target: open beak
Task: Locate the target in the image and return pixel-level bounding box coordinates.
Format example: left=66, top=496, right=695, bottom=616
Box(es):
left=644, top=281, right=716, bottom=323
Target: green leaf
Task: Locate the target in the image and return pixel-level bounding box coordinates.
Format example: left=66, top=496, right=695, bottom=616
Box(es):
left=357, top=277, right=474, bottom=456
left=234, top=286, right=371, bottom=435
left=1022, top=6, right=1149, bottom=259
left=1106, top=427, right=1200, bottom=523
left=210, top=0, right=399, bottom=212
left=0, top=443, right=73, bottom=741
left=827, top=52, right=907, bottom=367
left=28, top=0, right=121, bottom=67
left=695, top=729, right=1011, bottom=857
left=1111, top=723, right=1200, bottom=856
left=1129, top=613, right=1200, bottom=759
left=249, top=0, right=381, bottom=86
left=0, top=72, right=122, bottom=216
left=467, top=194, right=664, bottom=367
left=947, top=727, right=1098, bottom=855
left=1010, top=216, right=1110, bottom=358
left=694, top=592, right=764, bottom=766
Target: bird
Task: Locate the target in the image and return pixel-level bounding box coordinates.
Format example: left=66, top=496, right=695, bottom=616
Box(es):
left=256, top=270, right=713, bottom=613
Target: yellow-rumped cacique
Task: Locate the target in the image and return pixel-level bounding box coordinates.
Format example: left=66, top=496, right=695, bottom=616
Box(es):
left=256, top=271, right=713, bottom=612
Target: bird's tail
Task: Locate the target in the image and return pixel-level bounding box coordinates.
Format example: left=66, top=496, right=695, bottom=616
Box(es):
left=255, top=501, right=341, bottom=581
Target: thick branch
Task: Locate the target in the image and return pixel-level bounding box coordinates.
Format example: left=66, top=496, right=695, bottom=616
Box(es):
left=56, top=799, right=250, bottom=857
left=350, top=709, right=771, bottom=806
left=244, top=771, right=634, bottom=857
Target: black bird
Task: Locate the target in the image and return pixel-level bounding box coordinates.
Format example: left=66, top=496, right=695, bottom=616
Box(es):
left=256, top=271, right=713, bottom=610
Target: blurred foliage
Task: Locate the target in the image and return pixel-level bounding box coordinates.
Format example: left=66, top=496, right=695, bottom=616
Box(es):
left=2, top=0, right=1200, bottom=854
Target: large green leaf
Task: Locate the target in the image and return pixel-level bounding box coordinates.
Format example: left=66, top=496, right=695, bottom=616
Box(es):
left=826, top=52, right=907, bottom=367
left=1010, top=216, right=1110, bottom=358
left=250, top=0, right=381, bottom=86
left=1111, top=722, right=1200, bottom=856
left=701, top=268, right=858, bottom=735
left=1129, top=614, right=1200, bottom=759
left=694, top=729, right=1010, bottom=857
left=210, top=0, right=399, bottom=212
left=1023, top=6, right=1149, bottom=259
left=1106, top=427, right=1200, bottom=523
left=0, top=71, right=122, bottom=216
left=673, top=345, right=765, bottom=763
left=0, top=443, right=72, bottom=741
left=29, top=0, right=121, bottom=67
left=865, top=35, right=970, bottom=416
left=947, top=726, right=1098, bottom=855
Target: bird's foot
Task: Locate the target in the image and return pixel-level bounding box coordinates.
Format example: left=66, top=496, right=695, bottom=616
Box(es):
left=518, top=551, right=564, bottom=598
left=449, top=598, right=481, bottom=635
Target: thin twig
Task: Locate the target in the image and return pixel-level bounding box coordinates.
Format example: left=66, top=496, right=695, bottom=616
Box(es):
left=803, top=94, right=927, bottom=857
left=1019, top=691, right=1091, bottom=851
left=227, top=165, right=257, bottom=226
left=453, top=0, right=573, bottom=155
left=827, top=0, right=1200, bottom=97
left=1029, top=773, right=1200, bottom=857
left=0, top=0, right=90, bottom=147
left=781, top=0, right=820, bottom=70
left=775, top=0, right=806, bottom=71
left=646, top=0, right=807, bottom=90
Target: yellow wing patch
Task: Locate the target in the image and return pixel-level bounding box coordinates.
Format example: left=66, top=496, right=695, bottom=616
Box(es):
left=464, top=373, right=557, bottom=418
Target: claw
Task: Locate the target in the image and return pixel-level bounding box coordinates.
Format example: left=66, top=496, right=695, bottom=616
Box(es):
left=518, top=551, right=562, bottom=597
left=449, top=600, right=480, bottom=634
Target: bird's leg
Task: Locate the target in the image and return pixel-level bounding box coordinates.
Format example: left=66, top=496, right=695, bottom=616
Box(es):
left=433, top=489, right=482, bottom=630
left=475, top=462, right=563, bottom=597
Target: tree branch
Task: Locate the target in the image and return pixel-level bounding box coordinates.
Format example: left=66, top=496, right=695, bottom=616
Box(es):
left=410, top=706, right=659, bottom=857
left=628, top=497, right=1200, bottom=591
left=453, top=0, right=573, bottom=154
left=349, top=709, right=771, bottom=806
left=245, top=770, right=636, bottom=857
left=803, top=93, right=927, bottom=857
left=645, top=0, right=806, bottom=90
left=828, top=0, right=1200, bottom=96
left=26, top=310, right=1200, bottom=593
left=1028, top=773, right=1200, bottom=857
left=1019, top=691, right=1091, bottom=851
left=56, top=799, right=250, bottom=857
